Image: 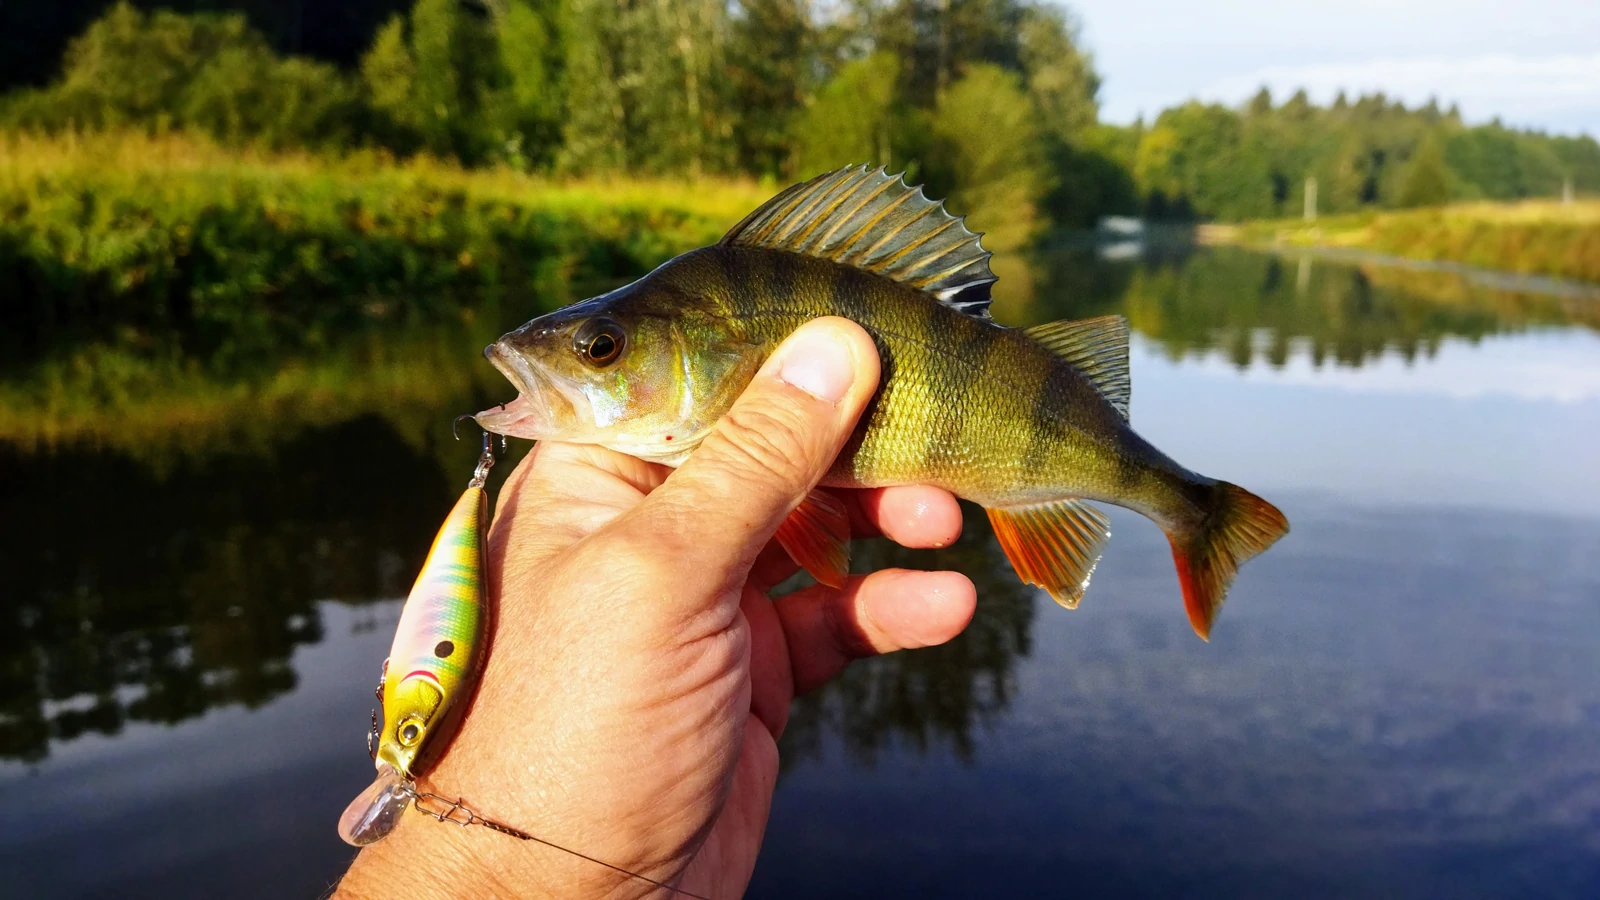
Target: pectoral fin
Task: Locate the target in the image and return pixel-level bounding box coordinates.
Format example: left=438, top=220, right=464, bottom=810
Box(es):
left=774, top=489, right=852, bottom=588
left=987, top=499, right=1111, bottom=608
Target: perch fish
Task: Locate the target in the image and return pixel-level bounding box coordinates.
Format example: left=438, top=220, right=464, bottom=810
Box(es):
left=476, top=165, right=1289, bottom=638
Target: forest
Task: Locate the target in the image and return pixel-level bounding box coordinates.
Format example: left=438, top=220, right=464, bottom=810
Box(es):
left=3, top=0, right=1598, bottom=233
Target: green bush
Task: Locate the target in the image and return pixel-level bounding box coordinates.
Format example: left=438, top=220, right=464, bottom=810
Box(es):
left=1, top=3, right=360, bottom=150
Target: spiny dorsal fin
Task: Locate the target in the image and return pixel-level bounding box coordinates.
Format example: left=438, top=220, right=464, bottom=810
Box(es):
left=1025, top=316, right=1131, bottom=420
left=720, top=164, right=997, bottom=317
left=987, top=498, right=1111, bottom=608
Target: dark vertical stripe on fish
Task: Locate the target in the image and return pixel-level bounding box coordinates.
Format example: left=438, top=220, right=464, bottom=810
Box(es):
left=707, top=247, right=740, bottom=319
left=1020, top=361, right=1061, bottom=489
left=926, top=314, right=993, bottom=478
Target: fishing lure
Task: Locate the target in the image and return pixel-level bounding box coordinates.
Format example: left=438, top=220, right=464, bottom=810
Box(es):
left=338, top=421, right=498, bottom=847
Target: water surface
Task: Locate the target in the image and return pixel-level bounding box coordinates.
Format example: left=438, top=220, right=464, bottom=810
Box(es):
left=3, top=247, right=1598, bottom=898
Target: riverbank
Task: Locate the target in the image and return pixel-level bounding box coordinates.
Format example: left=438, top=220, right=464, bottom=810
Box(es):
left=0, top=133, right=768, bottom=349
left=1202, top=200, right=1600, bottom=284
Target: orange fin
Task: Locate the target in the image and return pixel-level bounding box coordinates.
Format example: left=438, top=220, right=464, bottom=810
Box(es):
left=1166, top=482, right=1289, bottom=640
left=987, top=499, right=1111, bottom=608
left=774, top=489, right=851, bottom=588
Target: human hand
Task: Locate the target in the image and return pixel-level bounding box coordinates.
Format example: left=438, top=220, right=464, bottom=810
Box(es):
left=335, top=317, right=976, bottom=899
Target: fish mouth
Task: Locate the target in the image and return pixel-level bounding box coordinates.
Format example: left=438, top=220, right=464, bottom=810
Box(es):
left=476, top=342, right=556, bottom=438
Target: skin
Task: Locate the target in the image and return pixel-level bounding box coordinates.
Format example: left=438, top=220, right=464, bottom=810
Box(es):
left=336, top=318, right=975, bottom=899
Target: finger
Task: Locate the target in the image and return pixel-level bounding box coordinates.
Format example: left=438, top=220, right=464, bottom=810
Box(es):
left=739, top=586, right=793, bottom=739
left=748, top=540, right=801, bottom=594
left=617, top=317, right=881, bottom=616
left=776, top=569, right=976, bottom=695
left=848, top=485, right=964, bottom=548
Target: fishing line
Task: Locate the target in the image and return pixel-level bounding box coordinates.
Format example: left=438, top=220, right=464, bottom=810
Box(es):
left=408, top=787, right=712, bottom=900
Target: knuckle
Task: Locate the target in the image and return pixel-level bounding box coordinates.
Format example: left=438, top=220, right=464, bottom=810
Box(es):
left=712, top=402, right=816, bottom=487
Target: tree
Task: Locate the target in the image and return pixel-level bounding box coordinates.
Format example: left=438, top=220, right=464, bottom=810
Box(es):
left=557, top=0, right=627, bottom=170
left=791, top=51, right=902, bottom=178
left=727, top=0, right=812, bottom=177
left=490, top=0, right=567, bottom=168
left=925, top=63, right=1046, bottom=249
left=1397, top=134, right=1452, bottom=207
left=559, top=0, right=735, bottom=175
left=360, top=15, right=420, bottom=146
left=1017, top=3, right=1098, bottom=143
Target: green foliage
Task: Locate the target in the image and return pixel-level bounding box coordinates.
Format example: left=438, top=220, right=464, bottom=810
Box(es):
left=6, top=0, right=1594, bottom=235
left=924, top=64, right=1047, bottom=248
left=2, top=3, right=359, bottom=150
left=1397, top=135, right=1451, bottom=208
left=874, top=0, right=1027, bottom=106
left=1128, top=90, right=1600, bottom=221
left=791, top=53, right=903, bottom=177
left=1017, top=3, right=1098, bottom=144
left=1135, top=101, right=1270, bottom=220
left=0, top=134, right=767, bottom=363
left=359, top=15, right=421, bottom=149
left=560, top=0, right=736, bottom=175
left=728, top=0, right=813, bottom=177
left=1230, top=200, right=1600, bottom=284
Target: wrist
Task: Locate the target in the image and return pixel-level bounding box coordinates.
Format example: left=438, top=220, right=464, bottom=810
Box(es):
left=333, top=806, right=510, bottom=900
left=333, top=792, right=677, bottom=900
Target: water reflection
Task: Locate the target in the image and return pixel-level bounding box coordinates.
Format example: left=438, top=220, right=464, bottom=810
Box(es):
left=0, top=416, right=478, bottom=761
left=1021, top=245, right=1600, bottom=366
left=782, top=507, right=1033, bottom=768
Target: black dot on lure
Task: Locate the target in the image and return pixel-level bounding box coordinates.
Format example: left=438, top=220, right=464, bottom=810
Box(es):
left=434, top=640, right=455, bottom=659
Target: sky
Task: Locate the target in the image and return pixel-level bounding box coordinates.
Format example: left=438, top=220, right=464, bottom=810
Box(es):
left=1065, top=0, right=1600, bottom=136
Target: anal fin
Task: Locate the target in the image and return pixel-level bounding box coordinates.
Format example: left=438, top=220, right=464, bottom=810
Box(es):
left=987, top=499, right=1111, bottom=608
left=774, top=489, right=852, bottom=588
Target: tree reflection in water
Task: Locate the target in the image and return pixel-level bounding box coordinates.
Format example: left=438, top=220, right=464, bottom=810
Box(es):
left=0, top=416, right=465, bottom=761
left=780, top=506, right=1036, bottom=769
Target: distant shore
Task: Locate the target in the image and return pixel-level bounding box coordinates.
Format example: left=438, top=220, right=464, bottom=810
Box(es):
left=1199, top=200, right=1600, bottom=285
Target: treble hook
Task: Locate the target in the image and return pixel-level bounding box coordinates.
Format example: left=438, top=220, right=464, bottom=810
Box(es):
left=454, top=414, right=506, bottom=488
left=453, top=414, right=507, bottom=452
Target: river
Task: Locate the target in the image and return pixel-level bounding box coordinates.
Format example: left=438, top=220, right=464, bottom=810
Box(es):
left=3, top=246, right=1598, bottom=898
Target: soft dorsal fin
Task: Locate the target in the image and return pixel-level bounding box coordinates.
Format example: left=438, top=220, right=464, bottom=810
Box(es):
left=1025, top=316, right=1131, bottom=420
left=720, top=164, right=997, bottom=317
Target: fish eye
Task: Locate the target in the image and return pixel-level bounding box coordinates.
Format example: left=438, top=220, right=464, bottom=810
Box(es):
left=575, top=318, right=626, bottom=368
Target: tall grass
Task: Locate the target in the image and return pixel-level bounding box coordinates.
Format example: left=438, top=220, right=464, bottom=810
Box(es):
left=0, top=132, right=770, bottom=349
left=1228, top=199, right=1600, bottom=283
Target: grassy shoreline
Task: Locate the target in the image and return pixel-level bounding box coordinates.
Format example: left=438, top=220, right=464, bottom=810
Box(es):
left=1202, top=200, right=1600, bottom=284
left=1, top=133, right=769, bottom=343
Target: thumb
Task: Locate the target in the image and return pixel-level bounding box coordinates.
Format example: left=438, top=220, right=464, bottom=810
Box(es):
left=621, top=316, right=880, bottom=605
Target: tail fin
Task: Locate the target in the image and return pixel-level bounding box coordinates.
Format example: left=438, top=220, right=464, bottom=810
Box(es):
left=1167, top=482, right=1289, bottom=640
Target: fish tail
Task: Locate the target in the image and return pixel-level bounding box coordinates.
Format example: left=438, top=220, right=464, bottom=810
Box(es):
left=1165, top=482, right=1289, bottom=640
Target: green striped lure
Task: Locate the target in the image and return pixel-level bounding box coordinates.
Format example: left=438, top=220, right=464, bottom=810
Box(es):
left=338, top=424, right=497, bottom=847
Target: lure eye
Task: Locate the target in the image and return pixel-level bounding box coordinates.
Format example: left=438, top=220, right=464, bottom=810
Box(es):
left=575, top=318, right=626, bottom=368
left=397, top=717, right=424, bottom=746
